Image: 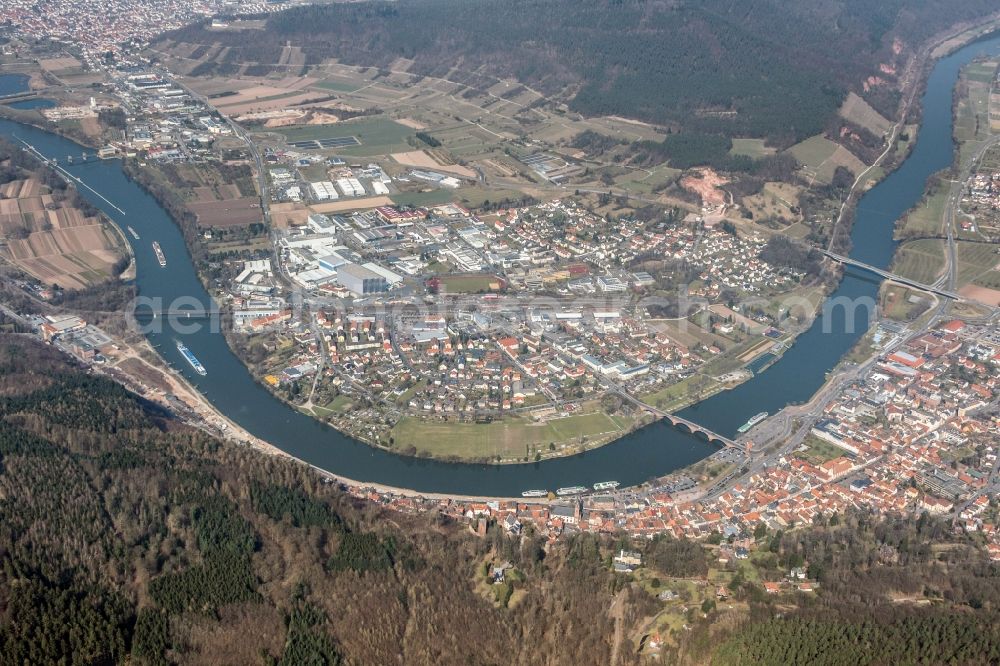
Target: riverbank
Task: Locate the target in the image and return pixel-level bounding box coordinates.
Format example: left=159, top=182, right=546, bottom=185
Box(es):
left=0, top=102, right=102, bottom=150
left=762, top=23, right=1000, bottom=448
left=150, top=17, right=996, bottom=469
left=1, top=17, right=997, bottom=497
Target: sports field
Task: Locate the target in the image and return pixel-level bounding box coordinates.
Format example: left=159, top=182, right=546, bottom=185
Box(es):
left=436, top=274, right=504, bottom=293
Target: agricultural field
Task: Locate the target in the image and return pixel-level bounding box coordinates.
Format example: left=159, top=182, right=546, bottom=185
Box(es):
left=169, top=50, right=670, bottom=204
left=313, top=78, right=364, bottom=93
left=309, top=196, right=394, bottom=214
left=993, top=89, right=1000, bottom=133
left=890, top=239, right=946, bottom=284
left=743, top=182, right=804, bottom=225
left=166, top=55, right=658, bottom=211
left=839, top=92, right=892, bottom=137
left=150, top=162, right=263, bottom=228
left=274, top=116, right=415, bottom=157
left=955, top=60, right=996, bottom=161
left=729, top=138, right=776, bottom=158
left=978, top=143, right=1000, bottom=172
left=390, top=149, right=477, bottom=178
left=955, top=240, right=1000, bottom=288
left=788, top=134, right=867, bottom=185
left=958, top=241, right=1000, bottom=307
left=37, top=54, right=102, bottom=86
left=895, top=179, right=948, bottom=238
left=0, top=178, right=125, bottom=289
left=188, top=198, right=262, bottom=227
left=953, top=239, right=1000, bottom=307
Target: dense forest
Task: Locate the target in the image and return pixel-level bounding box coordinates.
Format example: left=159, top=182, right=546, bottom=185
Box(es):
left=0, top=334, right=630, bottom=665
left=2, top=333, right=1000, bottom=664
left=669, top=511, right=1000, bottom=664
left=161, top=0, right=999, bottom=145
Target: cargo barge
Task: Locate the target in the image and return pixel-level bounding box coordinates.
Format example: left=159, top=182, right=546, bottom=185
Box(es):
left=176, top=339, right=207, bottom=375
left=152, top=241, right=166, bottom=267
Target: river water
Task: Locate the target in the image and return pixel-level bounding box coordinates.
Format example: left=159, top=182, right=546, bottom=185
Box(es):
left=1, top=33, right=998, bottom=495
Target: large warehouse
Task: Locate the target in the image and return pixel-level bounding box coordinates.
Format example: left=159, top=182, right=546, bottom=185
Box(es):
left=337, top=263, right=388, bottom=295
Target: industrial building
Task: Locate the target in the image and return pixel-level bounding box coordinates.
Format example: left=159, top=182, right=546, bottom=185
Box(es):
left=336, top=177, right=366, bottom=197
left=337, top=263, right=388, bottom=295
left=309, top=180, right=340, bottom=201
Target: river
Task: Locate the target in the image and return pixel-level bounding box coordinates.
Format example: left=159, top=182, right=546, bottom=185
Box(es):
left=1, top=32, right=998, bottom=495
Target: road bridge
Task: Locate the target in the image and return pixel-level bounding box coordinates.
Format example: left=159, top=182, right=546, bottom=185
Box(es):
left=607, top=388, right=738, bottom=449
left=131, top=308, right=218, bottom=320
left=821, top=249, right=961, bottom=300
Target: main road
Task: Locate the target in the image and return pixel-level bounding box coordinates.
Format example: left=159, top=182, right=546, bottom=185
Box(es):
left=703, top=120, right=1000, bottom=502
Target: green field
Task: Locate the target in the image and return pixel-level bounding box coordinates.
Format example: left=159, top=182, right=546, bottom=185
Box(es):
left=978, top=143, right=1000, bottom=172
left=955, top=60, right=996, bottom=159
left=430, top=124, right=500, bottom=157
left=796, top=435, right=846, bottom=465
left=276, top=116, right=414, bottom=156
left=965, top=60, right=998, bottom=84
left=895, top=123, right=918, bottom=157
left=788, top=135, right=838, bottom=167
left=896, top=182, right=948, bottom=237
left=956, top=241, right=1000, bottom=287
left=730, top=138, right=776, bottom=158
left=881, top=285, right=932, bottom=322
left=309, top=394, right=355, bottom=416
left=314, top=78, right=364, bottom=93
left=891, top=239, right=945, bottom=284
left=437, top=273, right=502, bottom=293
left=839, top=92, right=892, bottom=136
left=641, top=374, right=721, bottom=411
left=390, top=409, right=633, bottom=461
left=391, top=184, right=528, bottom=211
left=390, top=190, right=455, bottom=207
left=788, top=134, right=866, bottom=184
left=614, top=166, right=681, bottom=194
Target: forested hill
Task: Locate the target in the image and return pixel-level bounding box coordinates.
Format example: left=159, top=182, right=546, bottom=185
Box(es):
left=3, top=338, right=1000, bottom=663
left=0, top=334, right=631, bottom=665
left=162, top=0, right=999, bottom=145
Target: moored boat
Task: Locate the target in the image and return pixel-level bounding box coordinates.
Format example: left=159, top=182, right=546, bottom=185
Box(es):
left=737, top=411, right=768, bottom=434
